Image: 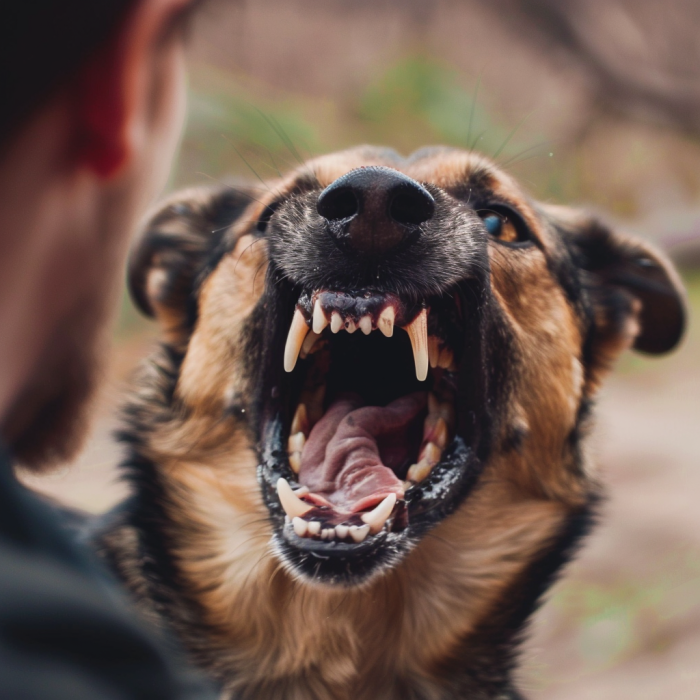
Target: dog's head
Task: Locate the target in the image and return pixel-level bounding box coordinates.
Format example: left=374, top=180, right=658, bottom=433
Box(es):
left=127, top=146, right=684, bottom=594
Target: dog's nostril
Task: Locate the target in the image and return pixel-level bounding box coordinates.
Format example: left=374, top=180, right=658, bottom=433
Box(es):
left=389, top=188, right=434, bottom=227
left=317, top=187, right=358, bottom=222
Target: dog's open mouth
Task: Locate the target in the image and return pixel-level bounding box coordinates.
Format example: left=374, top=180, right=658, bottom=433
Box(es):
left=257, top=284, right=486, bottom=583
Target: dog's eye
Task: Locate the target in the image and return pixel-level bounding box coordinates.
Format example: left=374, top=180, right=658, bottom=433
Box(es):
left=478, top=206, right=530, bottom=245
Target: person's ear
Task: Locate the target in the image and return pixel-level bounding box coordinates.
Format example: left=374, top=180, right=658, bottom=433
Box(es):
left=547, top=206, right=686, bottom=371
left=128, top=185, right=257, bottom=342
left=74, top=0, right=191, bottom=179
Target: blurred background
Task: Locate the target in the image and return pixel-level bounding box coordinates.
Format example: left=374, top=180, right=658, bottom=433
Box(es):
left=22, top=1, right=700, bottom=698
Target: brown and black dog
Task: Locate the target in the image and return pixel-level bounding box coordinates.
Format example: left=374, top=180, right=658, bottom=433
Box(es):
left=94, top=146, right=686, bottom=699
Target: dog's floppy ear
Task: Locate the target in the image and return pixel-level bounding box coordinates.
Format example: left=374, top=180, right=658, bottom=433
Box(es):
left=128, top=185, right=255, bottom=336
left=546, top=205, right=686, bottom=358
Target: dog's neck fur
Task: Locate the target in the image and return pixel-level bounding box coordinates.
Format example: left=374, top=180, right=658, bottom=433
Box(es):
left=99, top=391, right=594, bottom=700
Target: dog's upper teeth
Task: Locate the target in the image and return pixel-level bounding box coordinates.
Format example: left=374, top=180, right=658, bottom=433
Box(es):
left=360, top=493, right=397, bottom=534
left=330, top=311, right=343, bottom=333
left=312, top=299, right=328, bottom=334
left=288, top=431, right=306, bottom=453
left=378, top=306, right=395, bottom=337
left=291, top=403, right=309, bottom=436
left=403, top=308, right=429, bottom=381
left=359, top=315, right=372, bottom=335
left=437, top=346, right=455, bottom=370
left=284, top=309, right=310, bottom=373
left=428, top=335, right=441, bottom=369
left=407, top=439, right=444, bottom=484
left=277, top=478, right=313, bottom=518
left=288, top=452, right=301, bottom=473
left=345, top=319, right=357, bottom=333
left=432, top=417, right=449, bottom=449
left=299, top=330, right=321, bottom=359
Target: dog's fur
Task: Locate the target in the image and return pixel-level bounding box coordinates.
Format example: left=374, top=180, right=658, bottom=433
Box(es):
left=93, top=146, right=685, bottom=700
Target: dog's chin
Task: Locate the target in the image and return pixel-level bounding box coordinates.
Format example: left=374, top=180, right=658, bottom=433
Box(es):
left=257, top=281, right=488, bottom=587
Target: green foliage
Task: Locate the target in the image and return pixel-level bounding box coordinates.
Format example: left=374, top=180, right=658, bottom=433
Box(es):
left=359, top=56, right=512, bottom=155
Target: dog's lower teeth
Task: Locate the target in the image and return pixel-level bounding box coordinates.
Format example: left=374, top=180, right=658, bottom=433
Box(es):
left=307, top=521, right=321, bottom=536
left=360, top=493, right=396, bottom=534
left=293, top=517, right=308, bottom=536
left=321, top=528, right=335, bottom=540
left=335, top=524, right=349, bottom=539
left=350, top=525, right=370, bottom=543
left=277, top=478, right=313, bottom=517
left=407, top=460, right=433, bottom=484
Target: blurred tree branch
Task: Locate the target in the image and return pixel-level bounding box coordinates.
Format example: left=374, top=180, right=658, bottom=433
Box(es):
left=490, top=0, right=700, bottom=139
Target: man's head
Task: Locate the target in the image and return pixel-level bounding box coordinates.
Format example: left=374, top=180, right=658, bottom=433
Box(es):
left=0, top=0, right=203, bottom=469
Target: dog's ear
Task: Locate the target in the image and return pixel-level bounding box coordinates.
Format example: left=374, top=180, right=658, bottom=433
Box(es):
left=546, top=206, right=686, bottom=361
left=128, top=185, right=256, bottom=337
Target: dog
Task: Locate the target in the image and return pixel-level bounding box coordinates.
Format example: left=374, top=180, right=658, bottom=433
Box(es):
left=93, top=146, right=686, bottom=699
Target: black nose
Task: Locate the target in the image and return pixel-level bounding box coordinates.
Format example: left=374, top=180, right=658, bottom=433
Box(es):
left=316, top=166, right=434, bottom=256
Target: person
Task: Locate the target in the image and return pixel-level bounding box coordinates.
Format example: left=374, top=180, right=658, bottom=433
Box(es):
left=0, top=1, right=218, bottom=697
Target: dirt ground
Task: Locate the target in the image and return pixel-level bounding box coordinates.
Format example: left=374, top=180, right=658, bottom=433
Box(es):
left=21, top=276, right=700, bottom=699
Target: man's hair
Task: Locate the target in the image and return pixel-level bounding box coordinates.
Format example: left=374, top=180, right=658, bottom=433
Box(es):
left=1, top=1, right=140, bottom=146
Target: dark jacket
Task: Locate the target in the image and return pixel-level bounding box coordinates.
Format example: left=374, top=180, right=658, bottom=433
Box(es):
left=0, top=444, right=216, bottom=700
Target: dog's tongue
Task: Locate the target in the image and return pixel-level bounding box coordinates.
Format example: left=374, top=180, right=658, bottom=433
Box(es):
left=298, top=392, right=427, bottom=513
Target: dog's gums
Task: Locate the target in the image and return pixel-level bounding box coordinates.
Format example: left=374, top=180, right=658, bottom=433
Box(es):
left=94, top=147, right=686, bottom=700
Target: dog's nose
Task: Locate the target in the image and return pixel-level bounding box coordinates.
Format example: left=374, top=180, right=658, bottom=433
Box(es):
left=317, top=166, right=434, bottom=256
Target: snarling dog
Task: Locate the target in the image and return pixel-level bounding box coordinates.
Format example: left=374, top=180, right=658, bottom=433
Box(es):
left=94, top=146, right=685, bottom=699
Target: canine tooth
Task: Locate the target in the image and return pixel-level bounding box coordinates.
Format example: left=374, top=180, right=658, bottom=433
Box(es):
left=288, top=452, right=301, bottom=474
left=312, top=300, right=328, bottom=334
left=331, top=312, right=343, bottom=333
left=284, top=309, right=309, bottom=372
left=322, top=528, right=335, bottom=540
left=349, top=524, right=370, bottom=543
left=292, top=517, right=308, bottom=537
left=345, top=319, right=357, bottom=333
left=307, top=521, right=321, bottom=536
left=288, top=431, right=306, bottom=453
left=360, top=493, right=397, bottom=534
left=300, top=330, right=321, bottom=359
left=428, top=336, right=441, bottom=369
left=407, top=460, right=432, bottom=483
left=277, top=478, right=313, bottom=518
left=335, top=524, right=349, bottom=539
left=437, top=346, right=454, bottom=370
left=291, top=404, right=309, bottom=436
left=378, top=306, right=395, bottom=337
left=359, top=315, right=372, bottom=335
left=404, top=308, right=429, bottom=381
